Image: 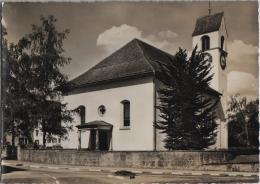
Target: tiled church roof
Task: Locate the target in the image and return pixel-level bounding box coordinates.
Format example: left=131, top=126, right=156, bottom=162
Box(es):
left=192, top=12, right=224, bottom=36
left=70, top=38, right=172, bottom=87
left=70, top=38, right=221, bottom=96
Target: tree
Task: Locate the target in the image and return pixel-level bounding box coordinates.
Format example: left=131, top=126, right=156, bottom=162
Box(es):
left=3, top=40, right=37, bottom=146
left=1, top=22, right=30, bottom=147
left=3, top=15, right=73, bottom=148
left=227, top=94, right=259, bottom=148
left=1, top=18, right=13, bottom=146
left=155, top=47, right=218, bottom=150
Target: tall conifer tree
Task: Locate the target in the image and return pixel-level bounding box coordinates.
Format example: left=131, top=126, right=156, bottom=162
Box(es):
left=155, top=47, right=218, bottom=150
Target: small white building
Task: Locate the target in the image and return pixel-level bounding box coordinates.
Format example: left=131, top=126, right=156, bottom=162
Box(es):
left=34, top=12, right=229, bottom=151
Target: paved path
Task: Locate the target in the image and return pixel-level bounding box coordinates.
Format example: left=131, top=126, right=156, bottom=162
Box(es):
left=2, top=160, right=259, bottom=177
left=1, top=161, right=259, bottom=184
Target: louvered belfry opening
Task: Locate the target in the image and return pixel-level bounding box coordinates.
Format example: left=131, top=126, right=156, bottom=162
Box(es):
left=201, top=35, right=210, bottom=51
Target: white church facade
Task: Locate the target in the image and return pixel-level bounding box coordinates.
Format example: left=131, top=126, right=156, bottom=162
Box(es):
left=33, top=12, right=229, bottom=151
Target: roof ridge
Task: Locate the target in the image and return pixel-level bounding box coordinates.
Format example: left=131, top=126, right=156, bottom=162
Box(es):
left=134, top=39, right=156, bottom=75
left=135, top=38, right=174, bottom=57
left=70, top=39, right=140, bottom=82
left=91, top=40, right=134, bottom=69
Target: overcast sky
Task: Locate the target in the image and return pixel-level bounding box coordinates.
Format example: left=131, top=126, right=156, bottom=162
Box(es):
left=2, top=1, right=258, bottom=100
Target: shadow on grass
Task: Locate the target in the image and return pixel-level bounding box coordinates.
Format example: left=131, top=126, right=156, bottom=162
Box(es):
left=1, top=165, right=27, bottom=174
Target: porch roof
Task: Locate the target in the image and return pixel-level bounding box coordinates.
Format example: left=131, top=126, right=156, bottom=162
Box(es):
left=76, top=120, right=113, bottom=130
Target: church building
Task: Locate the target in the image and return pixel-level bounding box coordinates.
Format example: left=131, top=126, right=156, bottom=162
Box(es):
left=34, top=12, right=229, bottom=151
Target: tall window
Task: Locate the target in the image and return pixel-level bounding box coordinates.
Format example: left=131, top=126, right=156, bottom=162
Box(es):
left=78, top=105, right=86, bottom=124
left=221, top=36, right=225, bottom=50
left=35, top=130, right=39, bottom=137
left=121, top=100, right=130, bottom=127
left=201, top=35, right=210, bottom=51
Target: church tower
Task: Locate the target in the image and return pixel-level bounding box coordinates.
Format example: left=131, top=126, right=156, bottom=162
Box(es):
left=192, top=12, right=228, bottom=148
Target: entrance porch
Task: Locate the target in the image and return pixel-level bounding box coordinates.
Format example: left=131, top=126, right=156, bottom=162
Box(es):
left=76, top=121, right=113, bottom=151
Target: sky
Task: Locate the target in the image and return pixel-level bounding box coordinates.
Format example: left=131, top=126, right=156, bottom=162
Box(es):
left=2, top=1, right=259, bottom=100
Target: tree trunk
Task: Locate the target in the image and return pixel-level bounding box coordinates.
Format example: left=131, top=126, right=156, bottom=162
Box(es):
left=42, top=120, right=46, bottom=148
left=237, top=106, right=250, bottom=147
left=43, top=131, right=46, bottom=148
left=11, top=126, right=15, bottom=148
left=11, top=131, right=15, bottom=148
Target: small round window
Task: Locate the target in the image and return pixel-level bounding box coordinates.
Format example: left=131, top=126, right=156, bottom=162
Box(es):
left=98, top=105, right=106, bottom=116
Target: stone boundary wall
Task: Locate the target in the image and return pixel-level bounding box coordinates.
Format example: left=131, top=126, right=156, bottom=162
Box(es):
left=18, top=149, right=236, bottom=169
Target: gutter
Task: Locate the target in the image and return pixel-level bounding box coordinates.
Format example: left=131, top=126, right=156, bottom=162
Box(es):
left=66, top=71, right=154, bottom=96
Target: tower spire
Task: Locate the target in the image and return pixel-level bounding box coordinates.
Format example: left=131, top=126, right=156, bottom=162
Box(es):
left=208, top=1, right=211, bottom=15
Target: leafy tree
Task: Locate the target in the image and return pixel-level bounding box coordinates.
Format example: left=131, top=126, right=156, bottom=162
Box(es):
left=3, top=15, right=73, bottom=147
left=155, top=47, right=218, bottom=150
left=1, top=21, right=14, bottom=146
left=3, top=40, right=36, bottom=146
left=1, top=23, right=30, bottom=147
left=227, top=94, right=259, bottom=148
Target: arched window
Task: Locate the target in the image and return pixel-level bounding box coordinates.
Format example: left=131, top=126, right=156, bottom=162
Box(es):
left=121, top=100, right=130, bottom=127
left=201, top=35, right=210, bottom=51
left=78, top=105, right=86, bottom=124
left=221, top=36, right=225, bottom=50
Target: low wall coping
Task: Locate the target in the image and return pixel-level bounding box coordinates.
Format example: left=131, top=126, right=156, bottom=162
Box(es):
left=21, top=149, right=234, bottom=153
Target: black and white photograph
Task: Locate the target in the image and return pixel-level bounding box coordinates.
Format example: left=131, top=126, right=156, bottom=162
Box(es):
left=0, top=1, right=259, bottom=183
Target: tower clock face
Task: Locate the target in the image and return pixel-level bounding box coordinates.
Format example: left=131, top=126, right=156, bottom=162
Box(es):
left=220, top=53, right=226, bottom=70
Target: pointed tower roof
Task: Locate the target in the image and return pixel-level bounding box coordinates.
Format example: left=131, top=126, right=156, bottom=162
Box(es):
left=192, top=12, right=224, bottom=36
left=70, top=38, right=173, bottom=87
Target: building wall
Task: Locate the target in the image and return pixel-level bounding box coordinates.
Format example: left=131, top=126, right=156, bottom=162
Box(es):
left=20, top=149, right=258, bottom=172
left=154, top=79, right=166, bottom=151
left=192, top=32, right=222, bottom=92
left=20, top=149, right=230, bottom=167
left=4, top=134, right=20, bottom=146
left=33, top=125, right=62, bottom=148
left=62, top=76, right=155, bottom=151
left=218, top=16, right=229, bottom=149
left=205, top=94, right=226, bottom=149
